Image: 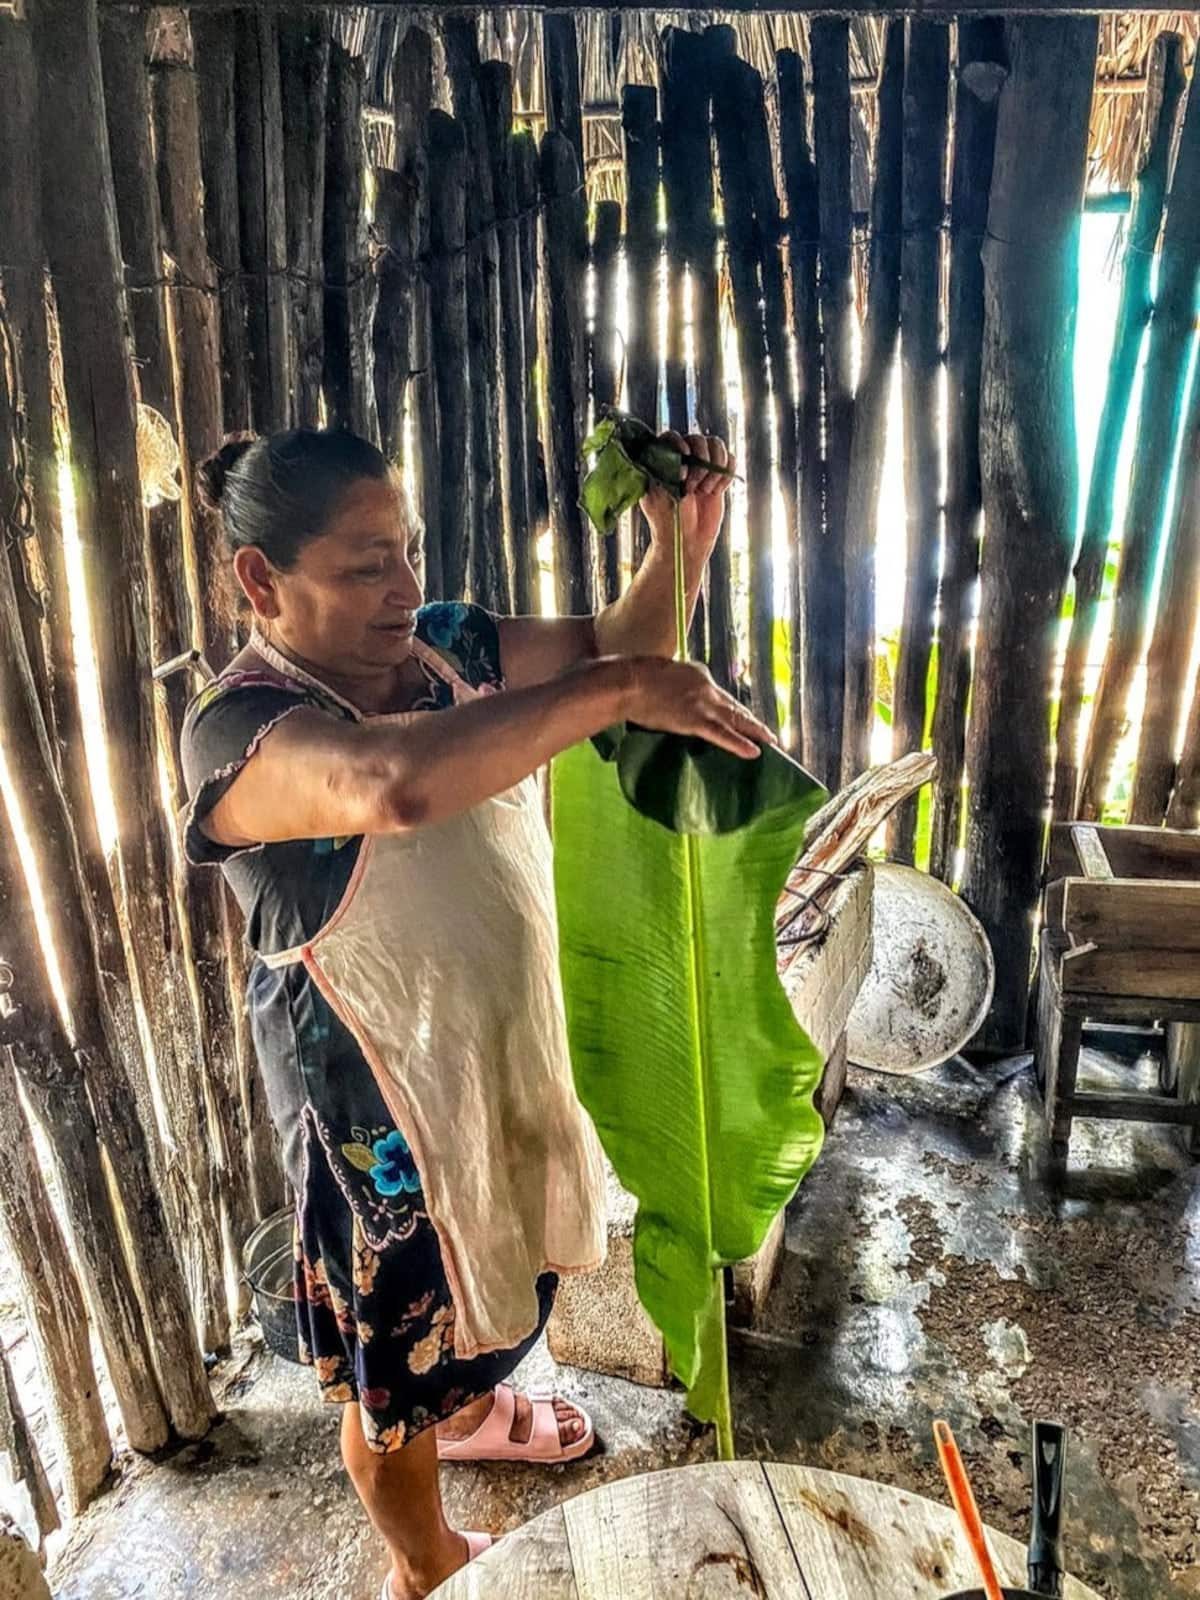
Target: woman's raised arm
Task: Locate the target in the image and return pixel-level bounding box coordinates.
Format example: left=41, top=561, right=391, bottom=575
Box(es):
left=198, top=654, right=770, bottom=850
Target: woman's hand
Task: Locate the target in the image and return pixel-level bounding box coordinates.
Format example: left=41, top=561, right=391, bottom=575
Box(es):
left=640, top=432, right=735, bottom=566
left=621, top=656, right=773, bottom=760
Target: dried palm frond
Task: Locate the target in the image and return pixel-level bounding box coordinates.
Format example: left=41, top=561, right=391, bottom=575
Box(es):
left=350, top=11, right=1197, bottom=212
left=1091, top=14, right=1198, bottom=189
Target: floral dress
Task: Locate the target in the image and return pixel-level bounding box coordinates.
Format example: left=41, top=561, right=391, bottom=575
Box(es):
left=181, top=603, right=556, bottom=1453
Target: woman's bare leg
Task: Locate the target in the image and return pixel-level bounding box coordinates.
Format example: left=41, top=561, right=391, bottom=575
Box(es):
left=341, top=1403, right=471, bottom=1600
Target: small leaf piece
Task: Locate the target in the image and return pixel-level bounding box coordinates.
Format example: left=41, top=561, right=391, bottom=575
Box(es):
left=579, top=433, right=649, bottom=536
left=579, top=409, right=686, bottom=536
left=341, top=1142, right=377, bottom=1173
left=593, top=725, right=824, bottom=835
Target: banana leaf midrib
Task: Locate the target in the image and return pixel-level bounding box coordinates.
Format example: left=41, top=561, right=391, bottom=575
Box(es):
left=675, top=507, right=720, bottom=1286
left=684, top=832, right=717, bottom=1275
left=557, top=488, right=826, bottom=1458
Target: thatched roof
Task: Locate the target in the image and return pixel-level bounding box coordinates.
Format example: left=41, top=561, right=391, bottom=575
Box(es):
left=350, top=9, right=1199, bottom=200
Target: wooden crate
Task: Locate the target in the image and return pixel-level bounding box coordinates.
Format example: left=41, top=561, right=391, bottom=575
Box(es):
left=1036, top=824, right=1200, bottom=1159
left=1044, top=823, right=1200, bottom=1000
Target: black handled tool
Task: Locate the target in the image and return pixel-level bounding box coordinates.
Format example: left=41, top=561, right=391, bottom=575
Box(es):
left=1027, top=1420, right=1067, bottom=1597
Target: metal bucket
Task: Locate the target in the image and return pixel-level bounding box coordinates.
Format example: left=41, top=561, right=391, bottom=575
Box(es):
left=242, top=1207, right=303, bottom=1365
left=846, top=862, right=995, bottom=1074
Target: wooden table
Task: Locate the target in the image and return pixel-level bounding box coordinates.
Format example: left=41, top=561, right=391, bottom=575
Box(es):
left=436, top=1462, right=1102, bottom=1599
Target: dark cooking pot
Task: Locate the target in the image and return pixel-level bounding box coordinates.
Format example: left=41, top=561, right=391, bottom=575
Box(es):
left=944, top=1421, right=1067, bottom=1600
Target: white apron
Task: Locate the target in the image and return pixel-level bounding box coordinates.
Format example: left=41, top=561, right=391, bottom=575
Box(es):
left=253, top=632, right=607, bottom=1359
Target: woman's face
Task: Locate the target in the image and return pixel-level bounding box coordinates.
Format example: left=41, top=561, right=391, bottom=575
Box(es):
left=238, top=477, right=425, bottom=677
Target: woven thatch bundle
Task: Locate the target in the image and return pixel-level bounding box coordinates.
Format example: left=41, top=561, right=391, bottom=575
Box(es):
left=348, top=10, right=1198, bottom=204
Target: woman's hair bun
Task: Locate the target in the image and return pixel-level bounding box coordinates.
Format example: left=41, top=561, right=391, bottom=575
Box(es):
left=196, top=434, right=258, bottom=512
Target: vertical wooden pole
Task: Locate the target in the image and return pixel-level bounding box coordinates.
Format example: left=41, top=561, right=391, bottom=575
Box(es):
left=810, top=19, right=854, bottom=783
left=324, top=42, right=375, bottom=442
left=0, top=792, right=168, bottom=1455
left=539, top=131, right=594, bottom=616
left=0, top=1343, right=57, bottom=1547
left=482, top=60, right=538, bottom=615
left=0, top=540, right=214, bottom=1444
left=427, top=109, right=472, bottom=604
left=1131, top=369, right=1200, bottom=822
left=99, top=9, right=190, bottom=751
left=2, top=5, right=158, bottom=1176
left=35, top=0, right=228, bottom=1355
left=659, top=27, right=696, bottom=440
left=962, top=16, right=1098, bottom=1051
left=444, top=19, right=509, bottom=613
left=742, top=50, right=799, bottom=711
left=660, top=27, right=703, bottom=656
left=889, top=21, right=949, bottom=864
left=234, top=9, right=291, bottom=434
left=393, top=29, right=442, bottom=602
left=663, top=27, right=735, bottom=689
left=0, top=556, right=184, bottom=1452
left=0, top=1048, right=111, bottom=1514
left=591, top=199, right=622, bottom=606
left=622, top=84, right=659, bottom=565
left=372, top=168, right=416, bottom=467
left=103, top=8, right=242, bottom=1353
left=1077, top=64, right=1200, bottom=821
left=515, top=130, right=545, bottom=601
left=840, top=23, right=905, bottom=785
left=152, top=16, right=285, bottom=1225
left=711, top=49, right=777, bottom=732
left=0, top=11, right=58, bottom=739
left=1051, top=33, right=1182, bottom=824
left=105, top=9, right=251, bottom=1314
left=151, top=16, right=233, bottom=661
left=777, top=45, right=825, bottom=759
left=155, top=14, right=269, bottom=1237
left=279, top=11, right=330, bottom=430
left=373, top=27, right=430, bottom=471
left=1166, top=664, right=1200, bottom=830
left=930, top=21, right=1007, bottom=881
left=590, top=199, right=622, bottom=422
left=542, top=12, right=584, bottom=184
left=192, top=13, right=253, bottom=435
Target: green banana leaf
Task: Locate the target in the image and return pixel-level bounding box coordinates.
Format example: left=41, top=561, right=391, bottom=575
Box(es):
left=594, top=723, right=821, bottom=835
left=551, top=738, right=827, bottom=1451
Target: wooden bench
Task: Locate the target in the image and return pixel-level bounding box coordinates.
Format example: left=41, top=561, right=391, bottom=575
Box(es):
left=1035, top=824, right=1200, bottom=1160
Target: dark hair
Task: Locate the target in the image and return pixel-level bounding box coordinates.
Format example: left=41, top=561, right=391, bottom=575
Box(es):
left=197, top=428, right=391, bottom=569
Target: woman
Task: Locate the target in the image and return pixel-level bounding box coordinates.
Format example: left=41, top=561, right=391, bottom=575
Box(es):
left=182, top=426, right=766, bottom=1600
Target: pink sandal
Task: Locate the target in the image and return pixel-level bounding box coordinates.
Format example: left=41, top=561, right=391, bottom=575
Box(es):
left=380, top=1532, right=493, bottom=1600
left=436, top=1383, right=595, bottom=1465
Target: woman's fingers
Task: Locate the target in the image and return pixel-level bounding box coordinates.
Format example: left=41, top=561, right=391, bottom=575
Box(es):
left=683, top=432, right=710, bottom=493
left=698, top=688, right=774, bottom=759
left=629, top=658, right=772, bottom=759
left=705, top=440, right=734, bottom=497
left=701, top=719, right=761, bottom=760
left=658, top=429, right=688, bottom=489
left=657, top=430, right=735, bottom=497
left=691, top=433, right=730, bottom=497
left=719, top=693, right=776, bottom=746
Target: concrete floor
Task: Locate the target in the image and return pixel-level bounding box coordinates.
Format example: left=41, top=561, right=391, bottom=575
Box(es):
left=50, top=1044, right=1200, bottom=1599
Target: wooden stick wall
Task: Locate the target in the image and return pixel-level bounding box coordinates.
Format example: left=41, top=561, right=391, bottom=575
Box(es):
left=1, top=0, right=1199, bottom=1525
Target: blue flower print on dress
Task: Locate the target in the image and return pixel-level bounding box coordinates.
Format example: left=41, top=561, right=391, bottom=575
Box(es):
left=421, top=602, right=470, bottom=650
left=369, top=1130, right=422, bottom=1198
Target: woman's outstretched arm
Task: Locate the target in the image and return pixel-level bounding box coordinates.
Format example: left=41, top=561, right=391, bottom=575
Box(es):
left=198, top=651, right=769, bottom=850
